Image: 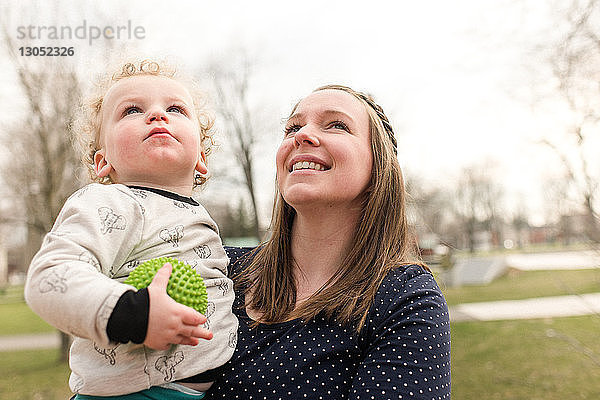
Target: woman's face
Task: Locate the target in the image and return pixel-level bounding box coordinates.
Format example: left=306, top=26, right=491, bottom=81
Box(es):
left=276, top=89, right=373, bottom=211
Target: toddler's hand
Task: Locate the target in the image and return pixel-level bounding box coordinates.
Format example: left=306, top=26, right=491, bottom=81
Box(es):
left=144, top=263, right=213, bottom=350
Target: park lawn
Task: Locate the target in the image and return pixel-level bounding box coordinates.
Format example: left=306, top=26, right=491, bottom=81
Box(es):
left=0, top=285, right=55, bottom=335
left=441, top=268, right=600, bottom=306
left=0, top=301, right=55, bottom=336
left=0, top=349, right=71, bottom=400
left=1, top=317, right=598, bottom=399
left=451, top=315, right=600, bottom=400
left=0, top=284, right=27, bottom=303
left=3, top=272, right=600, bottom=399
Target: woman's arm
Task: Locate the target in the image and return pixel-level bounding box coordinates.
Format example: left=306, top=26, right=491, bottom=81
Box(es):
left=351, top=266, right=451, bottom=399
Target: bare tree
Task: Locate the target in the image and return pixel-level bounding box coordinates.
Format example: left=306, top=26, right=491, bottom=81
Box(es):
left=406, top=177, right=451, bottom=241
left=1, top=33, right=83, bottom=362
left=538, top=0, right=600, bottom=241
left=509, top=200, right=530, bottom=249
left=453, top=169, right=479, bottom=253
left=0, top=1, right=127, bottom=361
left=451, top=165, right=505, bottom=253
left=203, top=53, right=274, bottom=240
left=2, top=11, right=87, bottom=245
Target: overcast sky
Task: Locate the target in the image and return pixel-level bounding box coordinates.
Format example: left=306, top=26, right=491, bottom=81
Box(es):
left=0, top=0, right=583, bottom=225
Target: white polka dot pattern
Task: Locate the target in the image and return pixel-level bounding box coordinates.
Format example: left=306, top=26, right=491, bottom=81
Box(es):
left=203, top=247, right=451, bottom=399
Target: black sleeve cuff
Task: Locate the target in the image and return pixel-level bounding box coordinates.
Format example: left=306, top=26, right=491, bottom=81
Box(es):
left=107, top=288, right=149, bottom=344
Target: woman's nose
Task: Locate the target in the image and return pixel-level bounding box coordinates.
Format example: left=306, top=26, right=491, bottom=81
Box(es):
left=146, top=108, right=169, bottom=123
left=294, top=126, right=320, bottom=147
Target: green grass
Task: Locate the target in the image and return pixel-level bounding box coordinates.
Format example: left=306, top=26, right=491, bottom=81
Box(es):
left=0, top=349, right=71, bottom=400
left=0, top=301, right=55, bottom=336
left=0, top=286, right=72, bottom=399
left=0, top=284, right=26, bottom=304
left=1, top=317, right=599, bottom=400
left=442, top=268, right=600, bottom=306
left=452, top=315, right=600, bottom=400
left=0, top=285, right=56, bottom=335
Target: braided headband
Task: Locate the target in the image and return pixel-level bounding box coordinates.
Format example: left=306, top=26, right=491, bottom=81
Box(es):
left=355, top=93, right=398, bottom=155
left=314, top=85, right=398, bottom=155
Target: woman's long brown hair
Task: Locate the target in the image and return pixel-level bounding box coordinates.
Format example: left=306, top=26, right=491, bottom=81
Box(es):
left=237, top=85, right=421, bottom=333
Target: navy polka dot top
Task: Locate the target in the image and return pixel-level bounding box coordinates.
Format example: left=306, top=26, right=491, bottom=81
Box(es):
left=205, top=247, right=451, bottom=399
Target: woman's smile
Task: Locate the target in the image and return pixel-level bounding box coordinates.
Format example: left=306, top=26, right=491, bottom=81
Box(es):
left=288, top=154, right=331, bottom=172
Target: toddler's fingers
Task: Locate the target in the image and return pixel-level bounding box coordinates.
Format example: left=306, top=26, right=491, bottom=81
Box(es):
left=149, top=263, right=172, bottom=291
left=177, top=336, right=200, bottom=347
left=181, top=307, right=207, bottom=326
left=189, top=326, right=213, bottom=341
left=180, top=324, right=213, bottom=341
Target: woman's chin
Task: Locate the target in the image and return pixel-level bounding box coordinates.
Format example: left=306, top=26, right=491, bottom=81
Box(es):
left=283, top=190, right=327, bottom=210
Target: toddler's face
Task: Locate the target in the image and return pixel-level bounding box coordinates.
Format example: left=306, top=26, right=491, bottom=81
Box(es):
left=94, top=75, right=206, bottom=193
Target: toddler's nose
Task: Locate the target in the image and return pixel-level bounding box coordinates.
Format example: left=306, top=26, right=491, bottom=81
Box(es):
left=146, top=108, right=169, bottom=123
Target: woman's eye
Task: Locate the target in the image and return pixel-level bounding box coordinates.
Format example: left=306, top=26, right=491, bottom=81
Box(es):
left=167, top=105, right=185, bottom=114
left=330, top=121, right=349, bottom=131
left=284, top=124, right=301, bottom=136
left=124, top=106, right=141, bottom=116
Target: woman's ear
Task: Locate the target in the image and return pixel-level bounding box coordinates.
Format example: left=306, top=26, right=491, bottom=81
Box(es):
left=195, top=150, right=208, bottom=175
left=93, top=149, right=113, bottom=178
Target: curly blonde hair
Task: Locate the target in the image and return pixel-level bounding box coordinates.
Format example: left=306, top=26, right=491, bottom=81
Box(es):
left=73, top=59, right=215, bottom=186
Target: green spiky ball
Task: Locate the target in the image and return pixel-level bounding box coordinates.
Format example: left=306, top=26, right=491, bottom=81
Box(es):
left=124, top=257, right=208, bottom=315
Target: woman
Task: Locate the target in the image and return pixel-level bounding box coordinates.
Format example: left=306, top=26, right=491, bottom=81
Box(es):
left=205, top=85, right=451, bottom=399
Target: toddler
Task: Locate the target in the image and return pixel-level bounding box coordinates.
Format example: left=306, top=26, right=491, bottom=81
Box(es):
left=25, top=60, right=237, bottom=399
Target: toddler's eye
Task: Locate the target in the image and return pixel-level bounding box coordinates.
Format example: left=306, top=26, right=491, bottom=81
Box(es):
left=167, top=105, right=185, bottom=114
left=124, top=106, right=142, bottom=116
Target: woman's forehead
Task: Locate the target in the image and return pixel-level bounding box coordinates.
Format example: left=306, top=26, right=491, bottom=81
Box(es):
left=292, top=89, right=367, bottom=119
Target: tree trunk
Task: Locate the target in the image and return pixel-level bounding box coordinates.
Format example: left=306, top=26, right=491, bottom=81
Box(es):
left=59, top=331, right=71, bottom=362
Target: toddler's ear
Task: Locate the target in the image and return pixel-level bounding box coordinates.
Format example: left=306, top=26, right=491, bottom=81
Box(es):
left=195, top=151, right=208, bottom=175
left=93, top=150, right=113, bottom=178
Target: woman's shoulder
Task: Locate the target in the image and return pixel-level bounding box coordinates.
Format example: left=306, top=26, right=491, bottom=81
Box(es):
left=224, top=246, right=257, bottom=273
left=367, top=263, right=448, bottom=327
left=224, top=246, right=256, bottom=260
left=383, top=263, right=438, bottom=290
left=377, top=263, right=445, bottom=301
